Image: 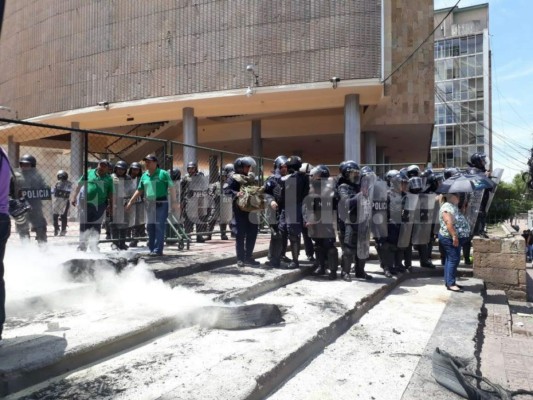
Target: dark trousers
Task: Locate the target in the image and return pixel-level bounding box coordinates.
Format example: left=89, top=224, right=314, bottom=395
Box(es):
left=79, top=203, right=107, bottom=248
left=234, top=210, right=258, bottom=262
left=146, top=201, right=169, bottom=255
left=0, top=213, right=11, bottom=339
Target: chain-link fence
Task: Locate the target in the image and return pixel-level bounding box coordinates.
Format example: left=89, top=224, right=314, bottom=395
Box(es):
left=0, top=117, right=274, bottom=246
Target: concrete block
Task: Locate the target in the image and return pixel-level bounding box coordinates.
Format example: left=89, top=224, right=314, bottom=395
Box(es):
left=501, top=237, right=525, bottom=254
left=507, top=290, right=526, bottom=301
left=474, top=268, right=518, bottom=285
left=472, top=237, right=501, bottom=253
left=519, top=270, right=527, bottom=285
left=474, top=253, right=525, bottom=270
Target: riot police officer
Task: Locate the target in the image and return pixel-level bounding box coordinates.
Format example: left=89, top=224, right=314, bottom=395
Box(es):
left=466, top=152, right=491, bottom=237
left=264, top=156, right=289, bottom=268
left=127, top=162, right=145, bottom=247
left=280, top=156, right=309, bottom=269
left=303, top=165, right=338, bottom=277
left=181, top=161, right=210, bottom=242
left=223, top=157, right=260, bottom=267
left=110, top=160, right=133, bottom=250
left=52, top=170, right=72, bottom=236
left=14, top=154, right=49, bottom=243
left=207, top=163, right=234, bottom=240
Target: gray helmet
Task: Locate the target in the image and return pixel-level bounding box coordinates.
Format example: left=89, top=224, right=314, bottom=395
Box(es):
left=222, top=163, right=234, bottom=176
left=186, top=161, right=198, bottom=173
left=310, top=164, right=330, bottom=179
left=406, top=164, right=420, bottom=178
left=19, top=154, right=36, bottom=168
left=443, top=167, right=459, bottom=180
left=57, top=170, right=68, bottom=181
left=274, top=155, right=288, bottom=170
left=234, top=157, right=255, bottom=174
left=385, top=169, right=399, bottom=187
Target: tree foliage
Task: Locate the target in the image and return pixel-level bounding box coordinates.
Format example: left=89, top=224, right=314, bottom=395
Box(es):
left=487, top=173, right=533, bottom=223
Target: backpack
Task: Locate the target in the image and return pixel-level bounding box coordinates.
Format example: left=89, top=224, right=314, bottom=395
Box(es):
left=233, top=174, right=266, bottom=212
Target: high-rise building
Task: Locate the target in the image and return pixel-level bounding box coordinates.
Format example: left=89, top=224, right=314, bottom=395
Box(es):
left=0, top=1, right=435, bottom=169
left=432, top=3, right=491, bottom=169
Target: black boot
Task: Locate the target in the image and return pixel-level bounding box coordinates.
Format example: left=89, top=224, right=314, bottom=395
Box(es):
left=220, top=224, right=228, bottom=240
left=312, top=246, right=326, bottom=275
left=53, top=214, right=60, bottom=236
left=289, top=239, right=300, bottom=269
left=60, top=214, right=68, bottom=236
left=462, top=242, right=472, bottom=265
left=340, top=253, right=352, bottom=282
left=355, top=259, right=372, bottom=280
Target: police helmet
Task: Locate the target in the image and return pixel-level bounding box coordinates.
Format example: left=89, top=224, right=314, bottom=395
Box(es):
left=470, top=152, right=487, bottom=170
left=408, top=176, right=423, bottom=194
left=300, top=162, right=313, bottom=174
left=406, top=164, right=421, bottom=178
left=360, top=166, right=374, bottom=176
left=129, top=162, right=142, bottom=170
left=274, top=155, right=288, bottom=170
left=310, top=164, right=330, bottom=179
left=56, top=170, right=68, bottom=181
left=390, top=170, right=409, bottom=191
left=19, top=154, right=36, bottom=168
left=170, top=167, right=181, bottom=181
left=234, top=157, right=255, bottom=174
left=385, top=169, right=399, bottom=186
left=286, top=155, right=303, bottom=172
left=114, top=160, right=128, bottom=172
left=186, top=161, right=198, bottom=172
left=340, top=160, right=360, bottom=183
left=443, top=167, right=459, bottom=180
left=222, top=163, right=234, bottom=176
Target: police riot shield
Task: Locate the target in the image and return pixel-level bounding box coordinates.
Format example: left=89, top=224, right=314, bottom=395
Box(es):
left=464, top=190, right=483, bottom=235
left=397, top=192, right=419, bottom=249
left=184, top=174, right=212, bottom=226
left=411, top=192, right=437, bottom=245
left=357, top=173, right=377, bottom=259
left=484, top=168, right=504, bottom=215
left=370, top=179, right=388, bottom=243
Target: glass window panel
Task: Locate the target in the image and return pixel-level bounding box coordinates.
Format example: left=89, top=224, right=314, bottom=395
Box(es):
left=460, top=37, right=468, bottom=54
left=476, top=54, right=483, bottom=76
left=468, top=124, right=476, bottom=144
left=476, top=77, right=484, bottom=98
left=467, top=36, right=476, bottom=54
left=452, top=38, right=460, bottom=56
left=446, top=126, right=454, bottom=146
left=439, top=127, right=446, bottom=146
left=467, top=55, right=476, bottom=76
left=446, top=59, right=453, bottom=79
left=460, top=57, right=468, bottom=78
left=475, top=34, right=483, bottom=53
left=432, top=127, right=438, bottom=146
left=468, top=79, right=476, bottom=100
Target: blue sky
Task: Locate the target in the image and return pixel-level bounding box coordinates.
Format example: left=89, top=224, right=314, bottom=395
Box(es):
left=435, top=0, right=533, bottom=182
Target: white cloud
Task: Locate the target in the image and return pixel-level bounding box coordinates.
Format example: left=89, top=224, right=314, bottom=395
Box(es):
left=498, top=64, right=533, bottom=82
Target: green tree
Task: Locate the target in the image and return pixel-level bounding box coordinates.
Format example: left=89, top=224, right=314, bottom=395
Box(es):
left=487, top=173, right=533, bottom=224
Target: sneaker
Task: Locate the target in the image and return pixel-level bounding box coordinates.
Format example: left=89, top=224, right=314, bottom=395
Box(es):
left=384, top=269, right=393, bottom=278
left=288, top=261, right=299, bottom=269
left=245, top=258, right=260, bottom=267
left=307, top=255, right=315, bottom=262
left=264, top=260, right=280, bottom=268
left=281, top=256, right=292, bottom=263
left=237, top=260, right=245, bottom=268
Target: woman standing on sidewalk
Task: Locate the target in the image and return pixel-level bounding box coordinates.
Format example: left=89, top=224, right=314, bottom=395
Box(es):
left=438, top=193, right=471, bottom=292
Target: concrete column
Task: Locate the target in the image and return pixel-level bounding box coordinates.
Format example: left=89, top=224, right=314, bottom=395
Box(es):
left=7, top=135, right=19, bottom=166
left=183, top=107, right=197, bottom=167
left=364, top=131, right=377, bottom=166
left=376, top=146, right=386, bottom=178
left=70, top=122, right=83, bottom=180
left=344, top=94, right=361, bottom=162
left=251, top=120, right=262, bottom=157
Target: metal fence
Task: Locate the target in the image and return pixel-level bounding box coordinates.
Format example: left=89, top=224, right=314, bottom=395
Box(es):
left=0, top=117, right=273, bottom=245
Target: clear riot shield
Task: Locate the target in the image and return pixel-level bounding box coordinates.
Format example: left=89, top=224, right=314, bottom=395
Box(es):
left=465, top=190, right=483, bottom=234
left=484, top=168, right=504, bottom=215
left=411, top=192, right=437, bottom=245
left=357, top=174, right=377, bottom=259
left=185, top=174, right=212, bottom=224
left=397, top=192, right=419, bottom=249
left=370, top=180, right=388, bottom=243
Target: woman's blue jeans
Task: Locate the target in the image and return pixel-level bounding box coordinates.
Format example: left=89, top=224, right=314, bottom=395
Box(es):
left=438, top=234, right=469, bottom=287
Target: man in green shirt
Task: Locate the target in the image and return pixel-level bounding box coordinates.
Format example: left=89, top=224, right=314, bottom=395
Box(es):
left=71, top=159, right=114, bottom=251
left=126, top=155, right=178, bottom=256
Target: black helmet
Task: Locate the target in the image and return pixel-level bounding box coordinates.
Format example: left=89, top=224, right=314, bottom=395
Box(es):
left=274, top=155, right=288, bottom=170
left=408, top=176, right=423, bottom=194
left=443, top=167, right=459, bottom=180
left=286, top=155, right=302, bottom=172
left=310, top=164, right=330, bottom=179
left=19, top=154, right=36, bottom=168
left=470, top=152, right=487, bottom=170
left=339, top=160, right=360, bottom=183
left=170, top=167, right=181, bottom=181
left=406, top=164, right=420, bottom=178
left=234, top=157, right=254, bottom=174
left=114, top=160, right=128, bottom=172
left=426, top=174, right=442, bottom=193
left=57, top=170, right=68, bottom=181
left=186, top=161, right=198, bottom=172
left=222, top=163, right=234, bottom=176
left=390, top=170, right=409, bottom=191
left=129, top=162, right=142, bottom=170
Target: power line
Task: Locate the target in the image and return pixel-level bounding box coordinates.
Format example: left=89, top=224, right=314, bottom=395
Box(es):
left=381, top=0, right=462, bottom=84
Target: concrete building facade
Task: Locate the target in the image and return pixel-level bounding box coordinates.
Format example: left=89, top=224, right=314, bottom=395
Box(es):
left=432, top=3, right=492, bottom=169
left=0, top=0, right=435, bottom=169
